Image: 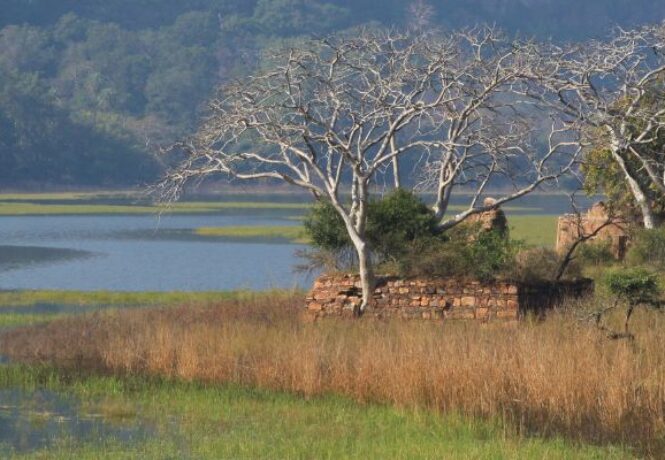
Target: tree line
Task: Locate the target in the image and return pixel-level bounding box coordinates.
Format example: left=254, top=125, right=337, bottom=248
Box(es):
left=2, top=0, right=665, bottom=187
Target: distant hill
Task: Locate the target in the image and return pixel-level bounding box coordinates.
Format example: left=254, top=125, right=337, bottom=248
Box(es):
left=1, top=0, right=663, bottom=187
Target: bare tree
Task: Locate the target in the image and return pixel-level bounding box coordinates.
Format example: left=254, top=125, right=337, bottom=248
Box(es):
left=407, top=0, right=435, bottom=34
left=531, top=23, right=665, bottom=228
left=413, top=27, right=583, bottom=229
left=158, top=29, right=582, bottom=313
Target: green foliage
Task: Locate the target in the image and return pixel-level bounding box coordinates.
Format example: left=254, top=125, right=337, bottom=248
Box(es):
left=304, top=189, right=437, bottom=258
left=627, top=228, right=665, bottom=270
left=303, top=200, right=350, bottom=252
left=509, top=247, right=581, bottom=282
left=1, top=1, right=665, bottom=186
left=398, top=226, right=518, bottom=281
left=305, top=190, right=523, bottom=280
left=577, top=239, right=615, bottom=267
left=603, top=267, right=661, bottom=305
left=366, top=189, right=438, bottom=260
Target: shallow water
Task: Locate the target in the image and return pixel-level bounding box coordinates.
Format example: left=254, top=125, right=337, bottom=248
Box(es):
left=0, top=388, right=151, bottom=454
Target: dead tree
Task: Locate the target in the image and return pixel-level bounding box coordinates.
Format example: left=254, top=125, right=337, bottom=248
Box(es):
left=158, top=29, right=582, bottom=313
left=530, top=23, right=665, bottom=228
left=411, top=27, right=583, bottom=229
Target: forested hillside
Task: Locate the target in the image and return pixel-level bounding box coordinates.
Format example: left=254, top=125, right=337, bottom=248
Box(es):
left=1, top=0, right=664, bottom=187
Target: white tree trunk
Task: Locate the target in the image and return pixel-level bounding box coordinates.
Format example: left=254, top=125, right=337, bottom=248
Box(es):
left=391, top=137, right=401, bottom=189
left=611, top=147, right=657, bottom=229
left=349, top=235, right=375, bottom=314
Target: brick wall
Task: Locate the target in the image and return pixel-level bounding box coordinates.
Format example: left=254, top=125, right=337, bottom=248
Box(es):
left=305, top=275, right=593, bottom=321
left=556, top=202, right=632, bottom=260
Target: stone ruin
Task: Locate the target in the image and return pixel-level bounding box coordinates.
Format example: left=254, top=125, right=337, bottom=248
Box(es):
left=305, top=274, right=593, bottom=322
left=556, top=202, right=632, bottom=260
left=305, top=198, right=594, bottom=323
left=466, top=197, right=508, bottom=234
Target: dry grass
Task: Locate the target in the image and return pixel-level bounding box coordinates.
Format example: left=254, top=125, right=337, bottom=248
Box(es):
left=2, top=294, right=664, bottom=456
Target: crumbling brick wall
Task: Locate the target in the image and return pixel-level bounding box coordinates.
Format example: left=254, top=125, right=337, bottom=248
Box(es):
left=305, top=275, right=593, bottom=321
left=556, top=202, right=632, bottom=260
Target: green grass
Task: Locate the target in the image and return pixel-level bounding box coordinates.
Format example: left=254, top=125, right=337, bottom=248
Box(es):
left=0, top=201, right=308, bottom=216
left=509, top=215, right=558, bottom=248
left=195, top=225, right=310, bottom=243
left=0, top=289, right=299, bottom=328
left=195, top=215, right=560, bottom=248
left=0, top=366, right=631, bottom=459
left=0, top=289, right=294, bottom=309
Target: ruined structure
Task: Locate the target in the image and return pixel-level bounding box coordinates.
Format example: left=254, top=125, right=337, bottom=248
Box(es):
left=556, top=202, right=632, bottom=260
left=305, top=275, right=593, bottom=322
left=466, top=197, right=508, bottom=234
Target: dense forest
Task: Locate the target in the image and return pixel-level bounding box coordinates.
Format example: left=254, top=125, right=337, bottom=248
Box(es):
left=1, top=0, right=664, bottom=187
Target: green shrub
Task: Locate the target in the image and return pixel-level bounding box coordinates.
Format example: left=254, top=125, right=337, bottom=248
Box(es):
left=303, top=189, right=437, bottom=261
left=303, top=200, right=350, bottom=252
left=509, top=247, right=581, bottom=282
left=603, top=267, right=661, bottom=305
left=577, top=239, right=615, bottom=267
left=398, top=225, right=518, bottom=281
left=627, top=228, right=665, bottom=270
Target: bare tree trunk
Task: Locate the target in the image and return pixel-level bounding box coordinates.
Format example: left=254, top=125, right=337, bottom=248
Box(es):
left=434, top=163, right=453, bottom=220
left=390, top=137, right=401, bottom=189
left=611, top=147, right=656, bottom=229
left=348, top=235, right=375, bottom=314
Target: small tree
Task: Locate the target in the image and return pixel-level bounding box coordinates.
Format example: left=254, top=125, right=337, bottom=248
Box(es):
left=603, top=268, right=661, bottom=337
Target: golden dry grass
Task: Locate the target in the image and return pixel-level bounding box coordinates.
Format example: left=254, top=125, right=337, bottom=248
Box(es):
left=2, top=295, right=664, bottom=456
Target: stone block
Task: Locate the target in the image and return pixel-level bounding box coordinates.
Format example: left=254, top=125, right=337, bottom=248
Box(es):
left=461, top=296, right=476, bottom=307
left=308, top=302, right=323, bottom=312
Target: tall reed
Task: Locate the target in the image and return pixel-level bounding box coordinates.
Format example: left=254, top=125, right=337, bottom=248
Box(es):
left=2, top=295, right=664, bottom=455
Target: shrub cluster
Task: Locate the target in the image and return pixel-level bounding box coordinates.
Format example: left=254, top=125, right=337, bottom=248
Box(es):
left=627, top=227, right=665, bottom=270
left=603, top=267, right=661, bottom=306
left=303, top=190, right=521, bottom=281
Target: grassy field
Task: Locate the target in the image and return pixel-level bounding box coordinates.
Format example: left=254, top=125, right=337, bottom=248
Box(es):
left=194, top=215, right=560, bottom=248
left=0, top=191, right=545, bottom=216
left=195, top=225, right=309, bottom=243
left=508, top=215, right=558, bottom=248
left=0, top=366, right=627, bottom=459
left=2, top=295, right=662, bottom=457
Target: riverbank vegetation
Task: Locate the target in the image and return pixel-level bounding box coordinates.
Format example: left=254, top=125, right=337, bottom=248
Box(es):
left=0, top=366, right=627, bottom=459
left=1, top=294, right=663, bottom=457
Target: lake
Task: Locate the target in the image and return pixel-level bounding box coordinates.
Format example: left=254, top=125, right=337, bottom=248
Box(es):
left=0, top=193, right=591, bottom=292
left=0, top=211, right=310, bottom=291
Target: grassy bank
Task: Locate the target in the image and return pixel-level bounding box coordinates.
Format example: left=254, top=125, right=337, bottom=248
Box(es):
left=0, top=290, right=298, bottom=328
left=194, top=225, right=309, bottom=243
left=194, top=215, right=560, bottom=247
left=0, top=201, right=308, bottom=216
left=1, top=295, right=661, bottom=456
left=0, top=366, right=625, bottom=459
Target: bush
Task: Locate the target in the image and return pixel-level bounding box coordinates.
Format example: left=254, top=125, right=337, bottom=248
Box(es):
left=577, top=239, right=615, bottom=267
left=603, top=267, right=661, bottom=305
left=509, top=247, right=581, bottom=282
left=627, top=228, right=665, bottom=270
left=398, top=225, right=518, bottom=281
left=303, top=189, right=438, bottom=262
left=304, top=191, right=526, bottom=281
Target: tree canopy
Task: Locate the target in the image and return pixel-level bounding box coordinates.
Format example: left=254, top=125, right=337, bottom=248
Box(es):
left=2, top=0, right=665, bottom=187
